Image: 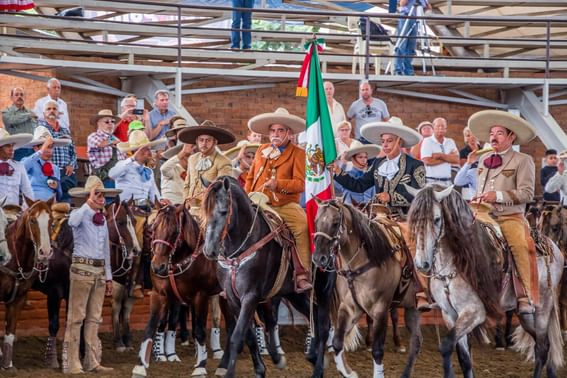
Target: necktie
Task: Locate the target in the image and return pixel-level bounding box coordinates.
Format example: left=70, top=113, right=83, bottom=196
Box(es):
left=137, top=165, right=152, bottom=182
left=92, top=212, right=106, bottom=226
left=42, top=161, right=55, bottom=177
left=377, top=159, right=399, bottom=180
left=483, top=154, right=503, bottom=169
left=195, top=157, right=212, bottom=171
left=0, top=162, right=14, bottom=176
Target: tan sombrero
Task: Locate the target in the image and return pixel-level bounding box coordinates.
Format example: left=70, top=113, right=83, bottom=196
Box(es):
left=165, top=117, right=188, bottom=138
left=224, top=143, right=260, bottom=160
left=117, top=129, right=166, bottom=153
left=69, top=175, right=122, bottom=198
left=177, top=120, right=236, bottom=145
left=90, top=109, right=120, bottom=126
left=468, top=110, right=536, bottom=145
left=24, top=126, right=72, bottom=148
left=248, top=107, right=305, bottom=135
left=361, top=117, right=422, bottom=148
left=0, top=129, right=33, bottom=149
left=343, top=144, right=381, bottom=161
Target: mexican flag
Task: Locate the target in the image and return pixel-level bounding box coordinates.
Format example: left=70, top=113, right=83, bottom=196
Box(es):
left=297, top=39, right=337, bottom=251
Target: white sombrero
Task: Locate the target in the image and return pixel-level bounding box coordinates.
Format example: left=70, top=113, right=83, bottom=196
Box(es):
left=69, top=175, right=122, bottom=198
left=0, top=129, right=33, bottom=149
left=117, top=129, right=167, bottom=153
left=468, top=110, right=536, bottom=145
left=24, top=126, right=72, bottom=148
left=248, top=107, right=305, bottom=135
left=223, top=143, right=260, bottom=160
left=361, top=117, right=422, bottom=148
left=343, top=144, right=381, bottom=161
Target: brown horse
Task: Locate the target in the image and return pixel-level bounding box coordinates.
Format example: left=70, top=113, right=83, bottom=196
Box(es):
left=0, top=198, right=54, bottom=369
left=132, top=203, right=226, bottom=378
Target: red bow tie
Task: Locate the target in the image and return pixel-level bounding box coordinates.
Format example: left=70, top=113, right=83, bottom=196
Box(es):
left=483, top=154, right=503, bottom=169
left=92, top=212, right=106, bottom=226
left=42, top=161, right=55, bottom=177
left=0, top=162, right=14, bottom=176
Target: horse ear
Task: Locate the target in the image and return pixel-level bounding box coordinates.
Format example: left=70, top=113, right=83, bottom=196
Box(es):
left=201, top=175, right=211, bottom=189
left=402, top=184, right=420, bottom=199
left=24, top=195, right=34, bottom=208
left=153, top=197, right=161, bottom=210
left=223, top=176, right=231, bottom=191
left=433, top=185, right=454, bottom=202
left=127, top=195, right=134, bottom=208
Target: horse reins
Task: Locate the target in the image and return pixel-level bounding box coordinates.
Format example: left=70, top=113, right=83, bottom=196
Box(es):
left=109, top=202, right=134, bottom=278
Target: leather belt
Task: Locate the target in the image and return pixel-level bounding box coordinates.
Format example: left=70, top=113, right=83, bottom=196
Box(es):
left=71, top=267, right=95, bottom=276
left=426, top=176, right=451, bottom=182
left=72, top=256, right=105, bottom=267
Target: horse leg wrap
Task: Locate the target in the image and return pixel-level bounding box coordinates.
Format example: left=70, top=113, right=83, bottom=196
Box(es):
left=255, top=326, right=268, bottom=355
left=373, top=362, right=385, bottom=378
left=210, top=328, right=223, bottom=360
left=2, top=334, right=15, bottom=369
left=152, top=332, right=166, bottom=362
left=326, top=326, right=335, bottom=353
left=165, top=330, right=181, bottom=362
left=273, top=325, right=285, bottom=355
left=138, top=338, right=153, bottom=369
left=304, top=331, right=313, bottom=355
left=44, top=336, right=59, bottom=369
left=193, top=341, right=208, bottom=368
left=335, top=349, right=358, bottom=378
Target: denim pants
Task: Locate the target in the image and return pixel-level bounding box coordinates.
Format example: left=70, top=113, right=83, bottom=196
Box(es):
left=231, top=0, right=254, bottom=49
left=395, top=17, right=417, bottom=75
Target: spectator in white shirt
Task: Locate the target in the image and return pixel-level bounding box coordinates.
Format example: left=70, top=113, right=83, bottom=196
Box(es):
left=420, top=117, right=459, bottom=187
left=34, top=78, right=70, bottom=130
left=324, top=81, right=346, bottom=135
left=545, top=151, right=567, bottom=205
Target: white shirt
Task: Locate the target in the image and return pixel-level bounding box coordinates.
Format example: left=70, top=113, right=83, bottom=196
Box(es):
left=545, top=172, right=567, bottom=205
left=68, top=203, right=112, bottom=281
left=328, top=99, right=346, bottom=135
left=420, top=135, right=457, bottom=180
left=108, top=158, right=160, bottom=202
left=377, top=153, right=402, bottom=180
left=0, top=159, right=34, bottom=206
left=160, top=155, right=185, bottom=205
left=33, top=96, right=70, bottom=130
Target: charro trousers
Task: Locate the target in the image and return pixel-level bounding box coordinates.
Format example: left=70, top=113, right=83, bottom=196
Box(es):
left=271, top=202, right=311, bottom=275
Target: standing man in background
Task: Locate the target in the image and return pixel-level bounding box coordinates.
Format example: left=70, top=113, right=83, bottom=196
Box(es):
left=323, top=81, right=346, bottom=134
left=147, top=90, right=176, bottom=142
left=34, top=78, right=70, bottom=130
left=394, top=0, right=431, bottom=76
left=347, top=82, right=390, bottom=144
left=541, top=149, right=561, bottom=202
left=420, top=117, right=459, bottom=186
left=230, top=0, right=254, bottom=50
left=2, top=87, right=37, bottom=160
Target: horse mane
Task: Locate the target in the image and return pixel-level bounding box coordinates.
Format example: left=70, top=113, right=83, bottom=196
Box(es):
left=341, top=202, right=393, bottom=266
left=408, top=186, right=502, bottom=321
left=181, top=204, right=201, bottom=249
left=201, top=176, right=247, bottom=227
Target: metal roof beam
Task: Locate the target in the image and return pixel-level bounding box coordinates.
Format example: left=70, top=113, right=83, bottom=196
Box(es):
left=376, top=87, right=508, bottom=108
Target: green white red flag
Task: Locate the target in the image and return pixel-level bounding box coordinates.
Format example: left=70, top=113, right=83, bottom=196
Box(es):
left=298, top=39, right=337, bottom=251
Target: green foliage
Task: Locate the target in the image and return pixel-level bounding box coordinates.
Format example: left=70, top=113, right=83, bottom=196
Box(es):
left=251, top=20, right=320, bottom=51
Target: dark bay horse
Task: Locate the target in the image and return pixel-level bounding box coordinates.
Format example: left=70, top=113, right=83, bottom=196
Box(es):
left=201, top=176, right=319, bottom=378
left=132, top=203, right=225, bottom=378
left=0, top=198, right=54, bottom=369
left=408, top=185, right=564, bottom=378
left=312, top=199, right=422, bottom=378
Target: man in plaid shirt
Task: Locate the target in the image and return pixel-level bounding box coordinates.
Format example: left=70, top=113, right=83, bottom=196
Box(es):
left=37, top=100, right=77, bottom=202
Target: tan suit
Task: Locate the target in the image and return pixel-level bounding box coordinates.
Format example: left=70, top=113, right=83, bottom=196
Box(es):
left=476, top=148, right=536, bottom=302
left=184, top=151, right=232, bottom=206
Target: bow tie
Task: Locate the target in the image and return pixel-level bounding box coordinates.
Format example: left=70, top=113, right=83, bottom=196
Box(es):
left=483, top=154, right=503, bottom=169
left=0, top=162, right=14, bottom=176
left=195, top=157, right=212, bottom=171
left=42, top=161, right=55, bottom=177
left=136, top=165, right=152, bottom=182
left=92, top=212, right=106, bottom=226
left=261, top=146, right=281, bottom=160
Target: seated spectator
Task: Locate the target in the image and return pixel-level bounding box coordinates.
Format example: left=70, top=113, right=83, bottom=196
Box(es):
left=409, top=120, right=433, bottom=160
left=147, top=90, right=176, bottom=142
left=34, top=78, right=70, bottom=130
left=459, top=126, right=482, bottom=166
left=114, top=95, right=150, bottom=142
left=335, top=121, right=363, bottom=167
left=2, top=87, right=37, bottom=160
left=541, top=149, right=561, bottom=202
left=335, top=144, right=381, bottom=205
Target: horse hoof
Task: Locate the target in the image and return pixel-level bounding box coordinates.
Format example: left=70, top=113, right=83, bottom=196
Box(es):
left=213, top=350, right=224, bottom=360
left=167, top=354, right=181, bottom=362
left=495, top=347, right=505, bottom=352
left=275, top=355, right=287, bottom=369
left=215, top=367, right=227, bottom=376
left=395, top=345, right=407, bottom=353
left=155, top=355, right=167, bottom=362
left=260, top=348, right=269, bottom=356
left=132, top=365, right=147, bottom=378
left=276, top=346, right=285, bottom=355
left=192, top=367, right=207, bottom=377
left=116, top=346, right=126, bottom=353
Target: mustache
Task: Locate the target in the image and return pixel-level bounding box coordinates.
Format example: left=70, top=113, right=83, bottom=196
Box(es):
left=270, top=137, right=283, bottom=143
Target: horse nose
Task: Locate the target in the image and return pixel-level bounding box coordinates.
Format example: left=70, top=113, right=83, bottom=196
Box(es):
left=417, top=261, right=430, bottom=273
left=39, top=247, right=53, bottom=260
left=314, top=254, right=328, bottom=268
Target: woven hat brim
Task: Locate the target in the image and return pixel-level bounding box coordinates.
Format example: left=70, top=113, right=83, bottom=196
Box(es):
left=361, top=122, right=422, bottom=148
left=90, top=115, right=121, bottom=127
left=165, top=125, right=187, bottom=138
left=177, top=126, right=235, bottom=145
left=117, top=138, right=167, bottom=153
left=248, top=113, right=305, bottom=135
left=343, top=144, right=381, bottom=161
left=468, top=110, right=536, bottom=145
left=0, top=134, right=33, bottom=149
left=223, top=143, right=260, bottom=160
left=162, top=144, right=183, bottom=160
left=24, top=138, right=72, bottom=149
left=68, top=187, right=122, bottom=198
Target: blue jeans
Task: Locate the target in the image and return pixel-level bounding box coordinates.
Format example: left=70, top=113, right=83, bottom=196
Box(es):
left=395, top=17, right=417, bottom=75
left=231, top=0, right=254, bottom=49
left=13, top=148, right=34, bottom=161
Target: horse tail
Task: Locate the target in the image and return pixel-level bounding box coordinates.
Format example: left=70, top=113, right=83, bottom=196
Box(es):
left=547, top=292, right=565, bottom=369
left=511, top=325, right=534, bottom=362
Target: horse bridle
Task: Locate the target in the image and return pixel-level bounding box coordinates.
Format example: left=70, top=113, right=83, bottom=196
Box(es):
left=109, top=202, right=134, bottom=277
left=312, top=201, right=346, bottom=272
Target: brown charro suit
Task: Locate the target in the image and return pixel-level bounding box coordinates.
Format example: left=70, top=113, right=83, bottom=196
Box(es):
left=184, top=150, right=233, bottom=206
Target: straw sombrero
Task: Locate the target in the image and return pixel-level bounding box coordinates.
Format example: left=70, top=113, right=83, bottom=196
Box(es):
left=224, top=143, right=260, bottom=160
left=117, top=129, right=166, bottom=153
left=0, top=129, right=33, bottom=149
left=343, top=144, right=381, bottom=161
left=248, top=107, right=305, bottom=135
left=69, top=175, right=122, bottom=198
left=165, top=117, right=188, bottom=138
left=361, top=117, right=422, bottom=148
left=90, top=109, right=120, bottom=126
left=177, top=120, right=235, bottom=145
left=24, top=126, right=72, bottom=148
left=468, top=110, right=536, bottom=145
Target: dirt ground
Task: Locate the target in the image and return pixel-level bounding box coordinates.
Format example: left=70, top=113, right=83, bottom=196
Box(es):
left=5, top=325, right=567, bottom=377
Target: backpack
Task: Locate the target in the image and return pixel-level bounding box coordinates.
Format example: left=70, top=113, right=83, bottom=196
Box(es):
left=358, top=17, right=391, bottom=43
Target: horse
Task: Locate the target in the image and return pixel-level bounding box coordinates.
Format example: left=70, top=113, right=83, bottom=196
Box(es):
left=407, top=185, right=564, bottom=378
left=311, top=199, right=422, bottom=378
left=0, top=198, right=54, bottom=369
left=201, top=176, right=319, bottom=378
left=106, top=198, right=141, bottom=352
left=132, top=203, right=225, bottom=378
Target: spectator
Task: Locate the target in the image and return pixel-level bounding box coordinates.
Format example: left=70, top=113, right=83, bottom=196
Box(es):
left=2, top=87, right=37, bottom=160
left=87, top=109, right=126, bottom=189
left=420, top=117, right=459, bottom=186
left=323, top=81, right=346, bottom=134
left=454, top=147, right=479, bottom=201
left=165, top=116, right=187, bottom=149
left=230, top=0, right=254, bottom=50
left=347, top=82, right=390, bottom=143
left=395, top=0, right=431, bottom=76
left=541, top=149, right=560, bottom=202
left=459, top=126, right=482, bottom=166
left=409, top=120, right=433, bottom=160
left=334, top=121, right=362, bottom=168
left=334, top=145, right=380, bottom=205
left=147, top=90, right=176, bottom=142
left=37, top=100, right=77, bottom=202
left=34, top=78, right=70, bottom=130
left=114, top=96, right=150, bottom=142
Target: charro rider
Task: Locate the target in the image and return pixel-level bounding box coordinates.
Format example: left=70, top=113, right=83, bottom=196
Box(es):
left=468, top=110, right=537, bottom=315
left=245, top=107, right=312, bottom=292
left=331, top=116, right=430, bottom=310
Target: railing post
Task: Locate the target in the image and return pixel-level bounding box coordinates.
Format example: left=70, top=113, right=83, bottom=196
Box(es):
left=543, top=20, right=551, bottom=116
left=364, top=15, right=370, bottom=80
left=176, top=5, right=182, bottom=108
